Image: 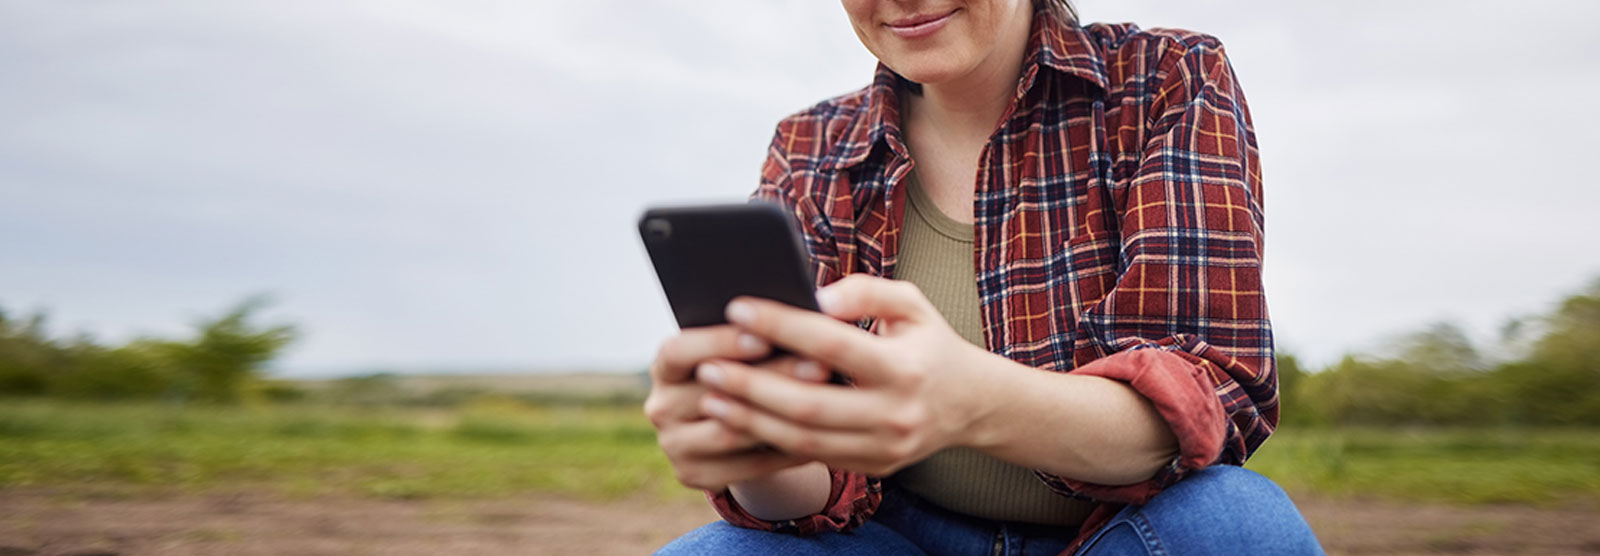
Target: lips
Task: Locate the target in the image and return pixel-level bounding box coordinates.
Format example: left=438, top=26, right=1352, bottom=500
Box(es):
left=884, top=8, right=959, bottom=39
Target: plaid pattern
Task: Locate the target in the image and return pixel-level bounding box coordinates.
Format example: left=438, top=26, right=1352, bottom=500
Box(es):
left=709, top=5, right=1274, bottom=548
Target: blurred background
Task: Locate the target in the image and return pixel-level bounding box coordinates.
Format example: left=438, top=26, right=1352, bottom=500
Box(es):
left=1, top=1, right=1596, bottom=555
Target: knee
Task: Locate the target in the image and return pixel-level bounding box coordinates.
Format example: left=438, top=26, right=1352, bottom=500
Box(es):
left=1141, top=465, right=1323, bottom=553
left=655, top=521, right=758, bottom=555
left=656, top=520, right=917, bottom=556
left=1159, top=465, right=1299, bottom=520
left=654, top=521, right=831, bottom=556
left=1179, top=465, right=1289, bottom=506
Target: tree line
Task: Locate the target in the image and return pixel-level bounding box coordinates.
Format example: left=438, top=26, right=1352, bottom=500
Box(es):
left=1, top=278, right=1596, bottom=425
left=0, top=298, right=294, bottom=403
left=1279, top=278, right=1600, bottom=426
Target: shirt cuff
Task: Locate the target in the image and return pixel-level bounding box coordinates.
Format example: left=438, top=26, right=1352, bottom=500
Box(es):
left=705, top=466, right=881, bottom=535
left=1041, top=347, right=1227, bottom=504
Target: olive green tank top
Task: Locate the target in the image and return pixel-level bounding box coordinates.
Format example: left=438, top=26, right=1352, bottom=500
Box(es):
left=888, top=172, right=1096, bottom=527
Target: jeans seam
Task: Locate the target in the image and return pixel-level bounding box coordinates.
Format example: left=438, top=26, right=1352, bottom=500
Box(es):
left=1131, top=512, right=1166, bottom=556
left=1072, top=504, right=1132, bottom=555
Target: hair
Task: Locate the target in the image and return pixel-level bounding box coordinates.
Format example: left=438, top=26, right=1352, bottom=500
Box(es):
left=1039, top=0, right=1079, bottom=22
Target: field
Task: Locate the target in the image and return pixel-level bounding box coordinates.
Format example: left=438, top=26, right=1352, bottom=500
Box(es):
left=2, top=379, right=1598, bottom=555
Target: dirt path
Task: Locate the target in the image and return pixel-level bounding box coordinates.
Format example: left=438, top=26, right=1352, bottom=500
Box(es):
left=1, top=490, right=1596, bottom=555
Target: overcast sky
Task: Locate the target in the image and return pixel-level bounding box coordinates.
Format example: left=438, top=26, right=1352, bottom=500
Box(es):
left=2, top=0, right=1596, bottom=377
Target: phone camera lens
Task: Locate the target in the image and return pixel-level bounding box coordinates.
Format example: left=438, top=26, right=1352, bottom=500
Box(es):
left=644, top=219, right=672, bottom=241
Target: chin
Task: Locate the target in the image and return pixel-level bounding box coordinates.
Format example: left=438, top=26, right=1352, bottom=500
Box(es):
left=884, top=54, right=972, bottom=85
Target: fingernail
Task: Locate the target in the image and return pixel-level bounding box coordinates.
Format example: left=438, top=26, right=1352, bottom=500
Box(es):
left=815, top=289, right=839, bottom=313
left=736, top=334, right=766, bottom=355
left=702, top=396, right=730, bottom=418
left=726, top=301, right=755, bottom=325
left=698, top=364, right=725, bottom=386
left=794, top=360, right=827, bottom=382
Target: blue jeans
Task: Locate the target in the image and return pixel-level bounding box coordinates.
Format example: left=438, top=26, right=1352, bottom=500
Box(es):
left=656, top=465, right=1324, bottom=555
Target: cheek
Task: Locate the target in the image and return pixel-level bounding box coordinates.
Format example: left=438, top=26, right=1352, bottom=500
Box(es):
left=839, top=0, right=872, bottom=28
left=965, top=5, right=1006, bottom=44
left=840, top=0, right=881, bottom=54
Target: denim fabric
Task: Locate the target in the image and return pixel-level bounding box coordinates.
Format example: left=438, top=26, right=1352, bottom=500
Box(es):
left=655, top=466, right=1323, bottom=556
left=1073, top=466, right=1325, bottom=555
left=653, top=519, right=925, bottom=556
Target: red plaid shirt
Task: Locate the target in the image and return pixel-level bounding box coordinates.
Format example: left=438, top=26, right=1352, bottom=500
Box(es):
left=712, top=6, right=1275, bottom=551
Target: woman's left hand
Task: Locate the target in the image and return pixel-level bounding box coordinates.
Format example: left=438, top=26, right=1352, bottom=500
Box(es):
left=694, top=274, right=997, bottom=476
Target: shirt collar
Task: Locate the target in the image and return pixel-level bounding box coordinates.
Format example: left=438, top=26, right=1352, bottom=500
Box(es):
left=821, top=5, right=1109, bottom=171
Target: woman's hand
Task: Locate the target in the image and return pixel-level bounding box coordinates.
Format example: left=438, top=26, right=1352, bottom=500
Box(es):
left=643, top=326, right=826, bottom=491
left=695, top=274, right=997, bottom=476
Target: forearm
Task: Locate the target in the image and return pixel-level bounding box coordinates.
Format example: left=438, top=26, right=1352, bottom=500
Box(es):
left=726, top=461, right=831, bottom=521
left=963, top=352, right=1178, bottom=485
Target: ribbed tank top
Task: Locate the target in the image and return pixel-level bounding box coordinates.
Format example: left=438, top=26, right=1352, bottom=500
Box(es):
left=888, top=172, right=1095, bottom=527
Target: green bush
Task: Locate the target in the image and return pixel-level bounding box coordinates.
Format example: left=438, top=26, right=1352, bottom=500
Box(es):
left=1280, top=279, right=1600, bottom=427
left=0, top=297, right=294, bottom=404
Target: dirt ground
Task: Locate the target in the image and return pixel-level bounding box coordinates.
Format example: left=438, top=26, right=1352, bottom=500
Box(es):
left=1, top=490, right=1596, bottom=555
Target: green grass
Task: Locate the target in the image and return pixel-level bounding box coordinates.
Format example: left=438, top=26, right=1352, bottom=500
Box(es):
left=1, top=399, right=1596, bottom=506
left=1247, top=426, right=1600, bottom=506
left=0, top=399, right=689, bottom=501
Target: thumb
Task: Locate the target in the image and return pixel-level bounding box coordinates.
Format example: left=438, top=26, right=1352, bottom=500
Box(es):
left=815, top=274, right=937, bottom=324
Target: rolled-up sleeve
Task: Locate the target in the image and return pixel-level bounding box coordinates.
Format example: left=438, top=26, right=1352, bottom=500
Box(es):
left=705, top=466, right=879, bottom=535
left=1035, top=35, right=1277, bottom=505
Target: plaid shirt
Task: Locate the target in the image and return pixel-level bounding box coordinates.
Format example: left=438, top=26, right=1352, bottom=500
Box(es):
left=711, top=6, right=1275, bottom=551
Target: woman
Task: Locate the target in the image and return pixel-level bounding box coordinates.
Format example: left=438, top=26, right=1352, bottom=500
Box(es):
left=646, top=0, right=1323, bottom=554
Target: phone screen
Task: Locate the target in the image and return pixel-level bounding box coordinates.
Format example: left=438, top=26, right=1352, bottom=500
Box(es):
left=638, top=202, right=819, bottom=329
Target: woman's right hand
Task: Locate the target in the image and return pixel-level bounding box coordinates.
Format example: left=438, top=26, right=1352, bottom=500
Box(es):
left=644, top=325, right=821, bottom=492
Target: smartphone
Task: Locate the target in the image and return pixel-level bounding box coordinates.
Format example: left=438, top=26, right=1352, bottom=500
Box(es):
left=640, top=202, right=850, bottom=390
left=638, top=202, right=819, bottom=328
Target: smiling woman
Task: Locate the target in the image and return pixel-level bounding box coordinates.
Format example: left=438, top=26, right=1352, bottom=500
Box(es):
left=646, top=0, right=1324, bottom=554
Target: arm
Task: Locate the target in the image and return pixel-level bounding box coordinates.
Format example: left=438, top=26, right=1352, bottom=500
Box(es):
left=1031, top=34, right=1274, bottom=503
left=962, top=352, right=1182, bottom=486
left=694, top=278, right=1203, bottom=491
left=726, top=462, right=831, bottom=520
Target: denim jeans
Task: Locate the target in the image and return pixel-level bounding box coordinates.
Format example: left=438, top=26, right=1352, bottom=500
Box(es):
left=655, top=465, right=1324, bottom=555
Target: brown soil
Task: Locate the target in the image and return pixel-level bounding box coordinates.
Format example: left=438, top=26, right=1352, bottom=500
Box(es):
left=1, top=490, right=1595, bottom=555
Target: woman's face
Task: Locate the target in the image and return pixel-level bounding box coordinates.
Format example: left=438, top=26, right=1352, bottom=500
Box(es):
left=840, top=0, right=1033, bottom=85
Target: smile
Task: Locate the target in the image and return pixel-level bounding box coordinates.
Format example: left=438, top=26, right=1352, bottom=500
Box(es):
left=885, top=8, right=959, bottom=39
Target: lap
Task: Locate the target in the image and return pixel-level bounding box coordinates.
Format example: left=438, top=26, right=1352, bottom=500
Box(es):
left=653, top=519, right=926, bottom=556
left=656, top=466, right=1323, bottom=556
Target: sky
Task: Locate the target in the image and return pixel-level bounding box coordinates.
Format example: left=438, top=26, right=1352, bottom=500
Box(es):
left=1, top=0, right=1596, bottom=377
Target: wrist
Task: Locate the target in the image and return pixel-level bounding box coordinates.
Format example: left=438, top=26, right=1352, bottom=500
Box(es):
left=954, top=349, right=1022, bottom=450
left=727, top=461, right=831, bottom=521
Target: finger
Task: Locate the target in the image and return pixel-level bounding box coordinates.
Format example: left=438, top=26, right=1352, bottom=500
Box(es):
left=699, top=360, right=884, bottom=430
left=645, top=357, right=823, bottom=430
left=815, top=274, right=938, bottom=324
left=652, top=326, right=772, bottom=384
left=657, top=418, right=765, bottom=457
left=673, top=450, right=813, bottom=492
left=707, top=394, right=902, bottom=464
left=642, top=382, right=711, bottom=428
left=791, top=359, right=832, bottom=383
left=724, top=297, right=892, bottom=381
left=749, top=356, right=832, bottom=383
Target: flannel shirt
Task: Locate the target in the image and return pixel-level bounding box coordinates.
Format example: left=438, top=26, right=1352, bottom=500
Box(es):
left=711, top=5, right=1275, bottom=551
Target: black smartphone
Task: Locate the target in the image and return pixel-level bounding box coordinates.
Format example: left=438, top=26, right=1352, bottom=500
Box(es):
left=638, top=202, right=819, bottom=328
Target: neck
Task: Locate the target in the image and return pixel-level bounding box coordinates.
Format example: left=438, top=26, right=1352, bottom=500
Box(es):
left=909, top=7, right=1035, bottom=138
